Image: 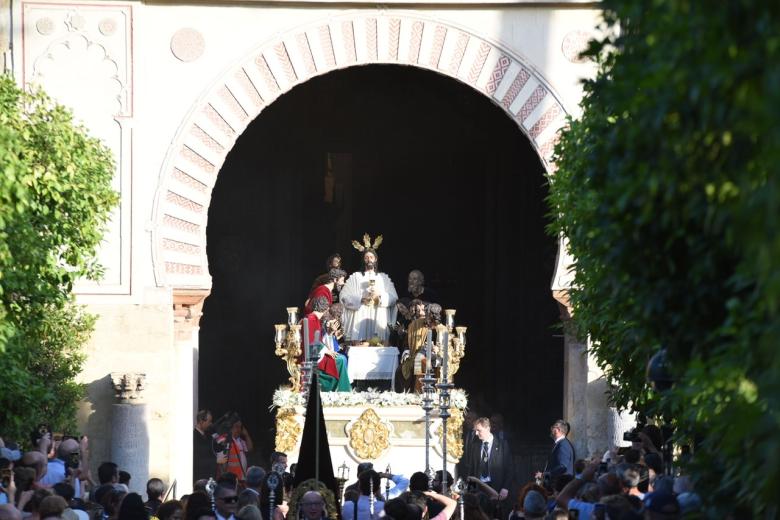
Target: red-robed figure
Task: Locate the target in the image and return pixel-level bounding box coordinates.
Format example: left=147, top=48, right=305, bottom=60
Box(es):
left=304, top=268, right=347, bottom=314
left=303, top=297, right=350, bottom=392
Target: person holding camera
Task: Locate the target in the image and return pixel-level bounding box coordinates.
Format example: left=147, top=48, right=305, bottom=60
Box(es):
left=40, top=436, right=85, bottom=499
left=214, top=414, right=253, bottom=482
left=535, top=420, right=575, bottom=488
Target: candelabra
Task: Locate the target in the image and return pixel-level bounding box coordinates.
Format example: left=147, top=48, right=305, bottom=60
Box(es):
left=420, top=330, right=437, bottom=489
left=436, top=323, right=454, bottom=495
left=267, top=471, right=280, bottom=520
left=274, top=307, right=303, bottom=391
left=384, top=464, right=391, bottom=500
left=336, top=462, right=350, bottom=504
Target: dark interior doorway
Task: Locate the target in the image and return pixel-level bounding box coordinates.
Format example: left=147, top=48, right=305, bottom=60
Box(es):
left=199, top=64, right=562, bottom=469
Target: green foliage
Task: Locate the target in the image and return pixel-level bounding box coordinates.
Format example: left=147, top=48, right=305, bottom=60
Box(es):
left=0, top=74, right=117, bottom=440
left=547, top=1, right=780, bottom=516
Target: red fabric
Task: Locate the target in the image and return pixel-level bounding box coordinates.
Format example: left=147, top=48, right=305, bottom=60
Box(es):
left=304, top=285, right=333, bottom=314
left=302, top=313, right=338, bottom=379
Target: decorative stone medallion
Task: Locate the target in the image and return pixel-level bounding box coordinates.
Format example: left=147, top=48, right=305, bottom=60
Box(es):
left=66, top=13, right=86, bottom=32
left=171, top=28, right=206, bottom=62
left=561, top=30, right=592, bottom=64
left=347, top=408, right=391, bottom=460
left=35, top=17, right=55, bottom=36
left=99, top=18, right=117, bottom=36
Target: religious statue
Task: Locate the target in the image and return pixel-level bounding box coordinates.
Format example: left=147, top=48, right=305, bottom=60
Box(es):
left=340, top=234, right=398, bottom=345
left=401, top=302, right=442, bottom=392
left=318, top=303, right=351, bottom=392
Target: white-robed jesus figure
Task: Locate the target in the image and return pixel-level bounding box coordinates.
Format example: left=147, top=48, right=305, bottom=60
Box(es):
left=340, top=234, right=398, bottom=345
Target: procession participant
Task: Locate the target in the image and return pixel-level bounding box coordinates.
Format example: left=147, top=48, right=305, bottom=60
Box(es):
left=304, top=268, right=347, bottom=314
left=318, top=303, right=351, bottom=392
left=340, top=234, right=397, bottom=345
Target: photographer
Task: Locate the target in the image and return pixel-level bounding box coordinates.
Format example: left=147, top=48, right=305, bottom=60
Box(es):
left=40, top=437, right=85, bottom=499
left=213, top=413, right=253, bottom=481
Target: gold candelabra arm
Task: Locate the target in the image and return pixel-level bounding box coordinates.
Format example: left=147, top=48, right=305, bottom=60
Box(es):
left=447, top=327, right=467, bottom=379
left=274, top=323, right=303, bottom=392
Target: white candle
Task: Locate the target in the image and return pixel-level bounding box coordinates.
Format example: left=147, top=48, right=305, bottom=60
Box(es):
left=302, top=318, right=310, bottom=352
left=426, top=330, right=433, bottom=370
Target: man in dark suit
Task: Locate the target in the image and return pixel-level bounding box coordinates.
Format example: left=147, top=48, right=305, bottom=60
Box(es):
left=468, top=417, right=513, bottom=501
left=536, top=419, right=575, bottom=486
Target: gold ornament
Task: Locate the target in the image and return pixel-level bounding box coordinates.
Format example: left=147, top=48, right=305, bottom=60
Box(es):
left=275, top=325, right=303, bottom=391
left=436, top=409, right=464, bottom=460
left=446, top=332, right=467, bottom=380
left=348, top=408, right=391, bottom=460
left=351, top=233, right=383, bottom=252
left=275, top=407, right=302, bottom=454
left=287, top=479, right=339, bottom=520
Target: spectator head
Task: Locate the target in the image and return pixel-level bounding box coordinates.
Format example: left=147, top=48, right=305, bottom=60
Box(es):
left=119, top=471, right=131, bottom=486
left=358, top=470, right=381, bottom=496
left=432, top=470, right=452, bottom=491
left=300, top=491, right=326, bottom=520
left=146, top=478, right=166, bottom=501
left=618, top=465, right=641, bottom=491
left=118, top=492, right=147, bottom=520
left=237, top=489, right=259, bottom=509
left=21, top=451, right=48, bottom=481
left=623, top=449, right=641, bottom=464
left=550, top=420, right=570, bottom=440
left=642, top=492, right=680, bottom=519
left=408, top=472, right=429, bottom=492
left=106, top=489, right=128, bottom=518
left=516, top=483, right=547, bottom=513
left=214, top=484, right=239, bottom=518
left=246, top=467, right=266, bottom=489
left=473, top=417, right=491, bottom=441
left=52, top=482, right=75, bottom=502
left=98, top=462, right=119, bottom=485
left=599, top=495, right=639, bottom=520
left=356, top=462, right=373, bottom=475
left=39, top=495, right=68, bottom=520
left=193, top=480, right=208, bottom=493
left=196, top=410, right=213, bottom=432
left=217, top=473, right=238, bottom=489
left=92, top=484, right=115, bottom=508
left=644, top=453, right=664, bottom=476
left=0, top=505, right=22, bottom=520
left=184, top=492, right=211, bottom=520
left=236, top=505, right=261, bottom=520
left=596, top=473, right=622, bottom=497
left=522, top=490, right=546, bottom=519
left=31, top=488, right=54, bottom=514
left=383, top=498, right=407, bottom=520
left=56, top=439, right=80, bottom=462
left=156, top=501, right=183, bottom=520
left=269, top=452, right=287, bottom=473
left=193, top=510, right=215, bottom=520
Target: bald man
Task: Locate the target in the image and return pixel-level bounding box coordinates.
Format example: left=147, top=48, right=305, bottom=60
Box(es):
left=39, top=439, right=82, bottom=498
left=0, top=504, right=22, bottom=520
left=300, top=491, right=326, bottom=520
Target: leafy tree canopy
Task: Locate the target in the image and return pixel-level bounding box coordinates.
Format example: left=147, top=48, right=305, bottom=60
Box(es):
left=0, top=75, right=117, bottom=439
left=547, top=1, right=779, bottom=516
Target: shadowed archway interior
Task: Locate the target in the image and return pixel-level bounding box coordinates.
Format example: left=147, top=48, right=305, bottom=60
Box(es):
left=200, top=64, right=562, bottom=469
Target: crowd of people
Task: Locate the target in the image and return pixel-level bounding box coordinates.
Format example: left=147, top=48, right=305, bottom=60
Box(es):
left=1, top=410, right=701, bottom=520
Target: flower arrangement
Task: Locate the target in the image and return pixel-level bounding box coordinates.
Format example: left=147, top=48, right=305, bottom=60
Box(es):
left=271, top=387, right=468, bottom=410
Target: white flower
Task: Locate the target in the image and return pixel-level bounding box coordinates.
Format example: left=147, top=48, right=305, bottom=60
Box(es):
left=272, top=387, right=468, bottom=410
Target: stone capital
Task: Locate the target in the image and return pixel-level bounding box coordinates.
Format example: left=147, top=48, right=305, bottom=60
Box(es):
left=110, top=372, right=146, bottom=403
left=173, top=288, right=210, bottom=341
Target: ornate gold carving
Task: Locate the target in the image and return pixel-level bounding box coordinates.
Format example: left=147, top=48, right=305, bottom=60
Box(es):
left=275, top=407, right=302, bottom=454
left=446, top=333, right=466, bottom=380
left=436, top=409, right=464, bottom=460
left=275, top=324, right=303, bottom=391
left=287, top=479, right=338, bottom=520
left=348, top=408, right=390, bottom=460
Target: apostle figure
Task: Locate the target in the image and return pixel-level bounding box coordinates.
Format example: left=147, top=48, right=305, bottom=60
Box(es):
left=304, top=297, right=350, bottom=392
left=340, top=234, right=398, bottom=345
left=402, top=302, right=442, bottom=392
left=304, top=268, right=347, bottom=314
left=307, top=254, right=345, bottom=302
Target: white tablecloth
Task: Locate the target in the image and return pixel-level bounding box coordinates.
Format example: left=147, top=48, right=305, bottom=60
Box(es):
left=347, top=346, right=399, bottom=390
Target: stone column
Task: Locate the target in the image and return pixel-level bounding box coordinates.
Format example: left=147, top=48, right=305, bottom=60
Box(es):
left=110, top=373, right=149, bottom=495
left=0, top=0, right=10, bottom=73
left=171, top=289, right=209, bottom=495
left=555, top=290, right=617, bottom=460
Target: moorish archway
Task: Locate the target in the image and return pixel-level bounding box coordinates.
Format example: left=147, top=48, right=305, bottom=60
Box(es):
left=151, top=12, right=573, bottom=293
